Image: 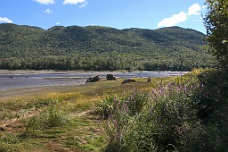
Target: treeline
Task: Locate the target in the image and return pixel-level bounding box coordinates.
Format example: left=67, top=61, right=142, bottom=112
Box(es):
left=0, top=55, right=217, bottom=71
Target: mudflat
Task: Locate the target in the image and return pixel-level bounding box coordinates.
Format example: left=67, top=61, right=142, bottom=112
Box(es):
left=0, top=70, right=88, bottom=100
left=0, top=83, right=85, bottom=100
left=0, top=70, right=187, bottom=100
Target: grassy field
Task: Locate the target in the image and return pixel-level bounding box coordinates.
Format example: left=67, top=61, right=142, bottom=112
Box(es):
left=0, top=76, right=167, bottom=152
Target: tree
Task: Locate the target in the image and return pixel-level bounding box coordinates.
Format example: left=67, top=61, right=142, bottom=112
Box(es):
left=204, top=0, right=228, bottom=68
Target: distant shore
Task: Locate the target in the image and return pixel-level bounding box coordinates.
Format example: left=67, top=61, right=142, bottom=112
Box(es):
left=0, top=70, right=87, bottom=74
left=0, top=69, right=188, bottom=74
left=0, top=70, right=130, bottom=75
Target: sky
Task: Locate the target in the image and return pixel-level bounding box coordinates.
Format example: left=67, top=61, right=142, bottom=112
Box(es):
left=0, top=0, right=207, bottom=33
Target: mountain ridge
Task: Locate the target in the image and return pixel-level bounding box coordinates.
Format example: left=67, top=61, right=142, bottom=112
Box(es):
left=0, top=23, right=216, bottom=70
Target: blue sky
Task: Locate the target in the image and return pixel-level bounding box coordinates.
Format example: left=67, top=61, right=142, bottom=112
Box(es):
left=0, top=0, right=207, bottom=33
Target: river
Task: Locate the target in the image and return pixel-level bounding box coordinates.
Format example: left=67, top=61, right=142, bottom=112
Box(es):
left=0, top=71, right=187, bottom=91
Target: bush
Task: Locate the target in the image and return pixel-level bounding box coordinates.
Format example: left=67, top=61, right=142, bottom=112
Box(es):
left=191, top=69, right=228, bottom=151
left=194, top=69, right=228, bottom=121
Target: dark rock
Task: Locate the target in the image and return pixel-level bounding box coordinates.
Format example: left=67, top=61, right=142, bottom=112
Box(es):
left=121, top=79, right=136, bottom=84
left=147, top=78, right=151, bottom=82
left=86, top=75, right=100, bottom=83
left=106, top=74, right=117, bottom=80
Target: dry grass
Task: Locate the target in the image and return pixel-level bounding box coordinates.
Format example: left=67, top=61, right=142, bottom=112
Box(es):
left=0, top=77, right=149, bottom=152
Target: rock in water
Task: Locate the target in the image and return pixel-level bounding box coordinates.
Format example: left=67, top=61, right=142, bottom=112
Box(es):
left=106, top=74, right=117, bottom=80
left=86, top=75, right=100, bottom=83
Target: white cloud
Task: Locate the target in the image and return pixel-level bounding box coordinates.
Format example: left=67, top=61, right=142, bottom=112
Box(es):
left=157, top=3, right=203, bottom=28
left=79, top=1, right=88, bottom=8
left=158, top=11, right=187, bottom=27
left=0, top=17, right=13, bottom=23
left=63, top=0, right=86, bottom=5
left=188, top=3, right=201, bottom=15
left=35, top=0, right=54, bottom=5
left=45, top=9, right=53, bottom=14
left=56, top=22, right=60, bottom=25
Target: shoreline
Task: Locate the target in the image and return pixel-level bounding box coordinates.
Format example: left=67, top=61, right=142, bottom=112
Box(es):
left=0, top=70, right=188, bottom=99
left=0, top=69, right=189, bottom=75
left=0, top=70, right=128, bottom=75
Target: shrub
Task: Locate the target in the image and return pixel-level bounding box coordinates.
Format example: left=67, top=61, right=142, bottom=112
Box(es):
left=191, top=69, right=228, bottom=151
left=194, top=69, right=228, bottom=121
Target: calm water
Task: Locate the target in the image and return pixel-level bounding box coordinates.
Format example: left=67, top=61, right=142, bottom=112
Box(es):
left=0, top=71, right=187, bottom=91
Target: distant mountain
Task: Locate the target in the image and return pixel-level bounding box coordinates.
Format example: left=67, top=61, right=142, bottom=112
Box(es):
left=0, top=23, right=217, bottom=70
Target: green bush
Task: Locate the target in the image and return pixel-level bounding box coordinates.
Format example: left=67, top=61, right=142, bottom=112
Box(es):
left=195, top=69, right=228, bottom=121
left=191, top=69, right=228, bottom=151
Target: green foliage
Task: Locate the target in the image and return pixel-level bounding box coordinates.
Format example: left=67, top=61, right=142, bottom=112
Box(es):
left=0, top=133, right=20, bottom=152
left=204, top=0, right=228, bottom=68
left=101, top=72, right=228, bottom=152
left=102, top=77, right=200, bottom=152
left=1, top=133, right=20, bottom=144
left=191, top=69, right=228, bottom=151
left=194, top=69, right=228, bottom=121
left=98, top=91, right=149, bottom=119
left=44, top=106, right=69, bottom=128
left=0, top=23, right=217, bottom=70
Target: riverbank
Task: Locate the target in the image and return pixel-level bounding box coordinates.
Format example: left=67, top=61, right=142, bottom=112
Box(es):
left=0, top=70, right=126, bottom=75
left=0, top=70, right=188, bottom=92
left=0, top=70, right=188, bottom=75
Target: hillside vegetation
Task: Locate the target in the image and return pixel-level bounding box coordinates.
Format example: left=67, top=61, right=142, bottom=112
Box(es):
left=0, top=23, right=217, bottom=70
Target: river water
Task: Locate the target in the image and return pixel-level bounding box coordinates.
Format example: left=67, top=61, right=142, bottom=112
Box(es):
left=0, top=71, right=187, bottom=91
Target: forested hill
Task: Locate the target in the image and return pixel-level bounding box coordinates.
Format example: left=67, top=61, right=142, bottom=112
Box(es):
left=0, top=23, right=217, bottom=70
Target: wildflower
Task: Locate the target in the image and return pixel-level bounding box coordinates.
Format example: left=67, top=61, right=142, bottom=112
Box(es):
left=176, top=86, right=180, bottom=92
left=117, top=132, right=122, bottom=140
left=201, top=83, right=204, bottom=88
left=113, top=119, right=117, bottom=127
left=184, top=85, right=187, bottom=92
left=168, top=83, right=173, bottom=92
left=114, top=96, right=117, bottom=102
left=152, top=90, right=156, bottom=96
left=125, top=106, right=129, bottom=113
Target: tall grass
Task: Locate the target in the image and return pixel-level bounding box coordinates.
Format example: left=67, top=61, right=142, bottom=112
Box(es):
left=21, top=105, right=70, bottom=138
left=100, top=73, right=224, bottom=152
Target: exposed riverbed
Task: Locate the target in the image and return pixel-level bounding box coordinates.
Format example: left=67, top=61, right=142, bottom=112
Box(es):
left=0, top=70, right=187, bottom=91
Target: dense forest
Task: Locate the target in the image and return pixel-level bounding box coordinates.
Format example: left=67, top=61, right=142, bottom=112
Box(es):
left=0, top=23, right=217, bottom=71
